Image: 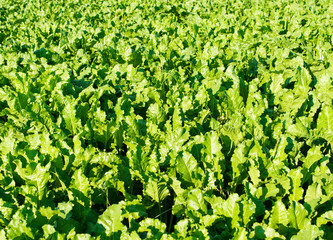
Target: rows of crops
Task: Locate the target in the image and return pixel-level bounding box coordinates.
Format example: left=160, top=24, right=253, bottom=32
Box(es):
left=1, top=0, right=333, bottom=239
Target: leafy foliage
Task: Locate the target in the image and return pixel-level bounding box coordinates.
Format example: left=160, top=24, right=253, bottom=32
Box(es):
left=1, top=0, right=333, bottom=239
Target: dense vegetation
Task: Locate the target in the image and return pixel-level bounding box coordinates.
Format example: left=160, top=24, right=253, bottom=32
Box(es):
left=1, top=0, right=333, bottom=239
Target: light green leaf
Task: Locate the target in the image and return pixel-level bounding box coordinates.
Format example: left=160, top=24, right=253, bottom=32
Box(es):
left=316, top=210, right=333, bottom=226
left=62, top=101, right=81, bottom=135
left=304, top=182, right=322, bottom=213
left=264, top=183, right=280, bottom=199
left=317, top=105, right=333, bottom=146
left=165, top=126, right=190, bottom=154
left=174, top=219, right=189, bottom=238
left=304, top=146, right=323, bottom=169
left=234, top=227, right=247, bottom=240
left=242, top=197, right=256, bottom=226
left=176, top=151, right=198, bottom=185
left=137, top=218, right=166, bottom=239
left=249, top=159, right=261, bottom=186
left=251, top=223, right=286, bottom=240
left=223, top=193, right=240, bottom=228
left=287, top=118, right=310, bottom=138
left=203, top=131, right=224, bottom=181
left=145, top=178, right=170, bottom=203
left=16, top=162, right=51, bottom=204
left=147, top=103, right=166, bottom=125
left=69, top=169, right=91, bottom=207
left=7, top=207, right=34, bottom=239
left=269, top=199, right=289, bottom=228
left=98, top=204, right=124, bottom=236
left=290, top=224, right=323, bottom=240
left=42, top=224, right=57, bottom=239
left=288, top=201, right=310, bottom=230
left=288, top=168, right=303, bottom=202
left=187, top=189, right=207, bottom=213
left=172, top=104, right=183, bottom=130
left=203, top=131, right=223, bottom=160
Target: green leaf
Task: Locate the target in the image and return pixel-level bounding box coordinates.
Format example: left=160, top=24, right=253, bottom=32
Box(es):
left=69, top=169, right=91, bottom=208
left=251, top=223, right=286, bottom=240
left=248, top=158, right=261, bottom=186
left=97, top=204, right=125, bottom=236
left=174, top=219, right=189, bottom=238
left=242, top=197, right=256, bottom=226
left=223, top=193, right=240, bottom=228
left=164, top=126, right=190, bottom=154
left=287, top=118, right=310, bottom=138
left=234, top=227, right=247, bottom=240
left=187, top=189, right=207, bottom=213
left=290, top=224, right=323, bottom=240
left=203, top=131, right=223, bottom=160
left=15, top=162, right=51, bottom=205
left=288, top=168, right=303, bottom=202
left=317, top=105, right=333, bottom=146
left=145, top=178, right=170, bottom=203
left=304, top=146, right=323, bottom=170
left=269, top=199, right=289, bottom=228
left=62, top=101, right=81, bottom=135
left=288, top=201, right=310, bottom=230
left=6, top=207, right=34, bottom=239
left=231, top=141, right=249, bottom=184
left=304, top=182, right=322, bottom=213
left=176, top=151, right=198, bottom=185
left=147, top=103, right=166, bottom=125
left=316, top=211, right=333, bottom=226
left=42, top=224, right=57, bottom=239
left=137, top=218, right=166, bottom=239
left=203, top=131, right=224, bottom=181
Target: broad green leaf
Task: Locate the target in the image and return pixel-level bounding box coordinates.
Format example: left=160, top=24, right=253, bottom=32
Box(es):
left=147, top=103, right=166, bottom=125
left=251, top=223, right=286, bottom=240
left=72, top=234, right=93, bottom=240
left=317, top=105, right=333, bottom=146
left=176, top=151, right=198, bottom=185
left=145, top=178, right=170, bottom=203
left=288, top=168, right=303, bottom=202
left=6, top=207, right=34, bottom=239
left=137, top=218, right=166, bottom=239
left=187, top=189, right=207, bottom=213
left=120, top=231, right=141, bottom=240
left=203, top=131, right=224, bottom=181
left=207, top=195, right=224, bottom=215
left=172, top=104, right=183, bottom=130
left=304, top=182, right=322, bottom=213
left=231, top=142, right=247, bottom=179
left=223, top=193, right=240, bottom=228
left=0, top=134, right=15, bottom=156
left=304, top=146, right=323, bottom=170
left=62, top=101, right=81, bottom=135
left=248, top=158, right=261, bottom=186
left=98, top=204, right=124, bottom=236
left=123, top=199, right=147, bottom=221
left=242, top=197, right=256, bottom=226
left=317, top=211, right=333, bottom=226
left=288, top=201, right=310, bottom=230
left=203, top=131, right=223, bottom=160
left=69, top=169, right=91, bottom=208
left=15, top=162, right=51, bottom=204
left=290, top=224, right=323, bottom=240
left=264, top=183, right=280, bottom=199
left=174, top=219, right=189, bottom=238
left=164, top=126, right=190, bottom=154
left=286, top=118, right=310, bottom=138
left=234, top=227, right=247, bottom=240
left=269, top=199, right=289, bottom=228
